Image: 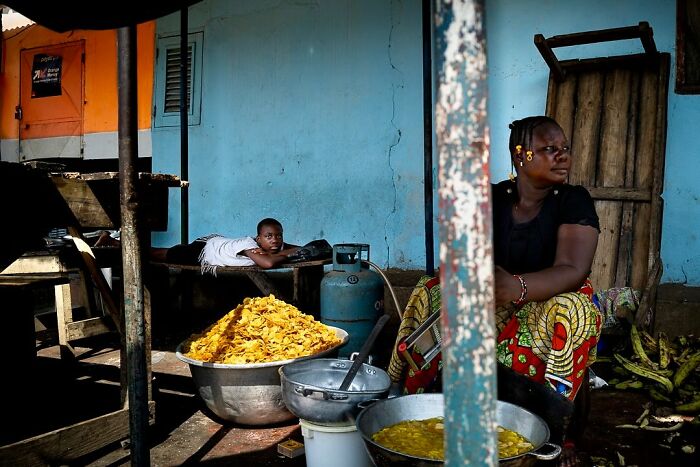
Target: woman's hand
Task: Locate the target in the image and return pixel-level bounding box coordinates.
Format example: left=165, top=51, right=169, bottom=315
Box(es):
left=494, top=266, right=521, bottom=307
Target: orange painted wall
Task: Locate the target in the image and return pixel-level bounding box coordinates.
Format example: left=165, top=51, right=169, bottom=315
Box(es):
left=0, top=21, right=154, bottom=139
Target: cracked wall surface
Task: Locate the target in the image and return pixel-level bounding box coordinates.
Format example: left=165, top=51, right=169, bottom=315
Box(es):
left=153, top=0, right=428, bottom=270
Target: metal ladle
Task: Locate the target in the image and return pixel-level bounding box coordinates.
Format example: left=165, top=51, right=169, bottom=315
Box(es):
left=337, top=313, right=391, bottom=391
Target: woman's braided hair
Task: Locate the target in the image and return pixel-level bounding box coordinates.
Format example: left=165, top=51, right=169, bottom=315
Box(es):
left=508, top=116, right=562, bottom=155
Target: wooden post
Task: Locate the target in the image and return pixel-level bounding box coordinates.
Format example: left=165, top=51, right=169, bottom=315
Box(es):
left=180, top=7, right=190, bottom=244
left=117, top=26, right=150, bottom=466
left=422, top=0, right=435, bottom=276
left=434, top=0, right=497, bottom=464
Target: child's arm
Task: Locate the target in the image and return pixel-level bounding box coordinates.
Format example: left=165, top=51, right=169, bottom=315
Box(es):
left=277, top=245, right=300, bottom=255
left=243, top=249, right=292, bottom=269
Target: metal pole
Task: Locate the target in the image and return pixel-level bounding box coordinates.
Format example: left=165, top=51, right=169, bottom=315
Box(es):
left=117, top=25, right=150, bottom=466
left=422, top=0, right=435, bottom=277
left=434, top=0, right=497, bottom=464
left=180, top=7, right=189, bottom=244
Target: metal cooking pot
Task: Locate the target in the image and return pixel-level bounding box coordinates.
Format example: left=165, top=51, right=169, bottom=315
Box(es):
left=279, top=358, right=391, bottom=425
left=176, top=326, right=348, bottom=425
left=355, top=393, right=561, bottom=466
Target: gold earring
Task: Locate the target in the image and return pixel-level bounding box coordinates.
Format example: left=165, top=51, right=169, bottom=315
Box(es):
left=526, top=150, right=533, bottom=162
left=515, top=144, right=522, bottom=155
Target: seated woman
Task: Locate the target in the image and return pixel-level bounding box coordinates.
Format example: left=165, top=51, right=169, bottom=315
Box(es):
left=494, top=116, right=601, bottom=466
left=389, top=116, right=600, bottom=466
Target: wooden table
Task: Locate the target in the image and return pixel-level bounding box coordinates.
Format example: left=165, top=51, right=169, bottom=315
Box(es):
left=151, top=258, right=330, bottom=312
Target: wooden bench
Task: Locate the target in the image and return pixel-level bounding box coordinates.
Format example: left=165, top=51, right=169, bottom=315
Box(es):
left=150, top=258, right=331, bottom=312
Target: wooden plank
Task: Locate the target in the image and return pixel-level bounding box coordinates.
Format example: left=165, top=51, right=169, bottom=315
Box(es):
left=54, top=282, right=76, bottom=358
left=2, top=254, right=62, bottom=274
left=649, top=54, right=670, bottom=268
left=0, top=402, right=155, bottom=467
left=545, top=23, right=649, bottom=48
left=0, top=274, right=70, bottom=288
left=559, top=54, right=659, bottom=74
left=639, top=22, right=657, bottom=55
left=597, top=69, right=632, bottom=186
left=65, top=316, right=113, bottom=340
left=615, top=203, right=635, bottom=289
left=550, top=74, right=577, bottom=143
left=590, top=200, right=618, bottom=289
left=591, top=68, right=632, bottom=290
left=636, top=257, right=662, bottom=330
left=51, top=173, right=176, bottom=231
left=569, top=72, right=603, bottom=186
left=640, top=55, right=670, bottom=330
left=534, top=34, right=566, bottom=82
left=545, top=75, right=558, bottom=116
left=145, top=285, right=153, bottom=401
left=79, top=171, right=185, bottom=186
left=585, top=187, right=651, bottom=201
left=51, top=176, right=116, bottom=229
left=629, top=66, right=658, bottom=289
left=245, top=271, right=282, bottom=297
left=151, top=258, right=331, bottom=273
left=615, top=71, right=641, bottom=287
left=67, top=227, right=122, bottom=332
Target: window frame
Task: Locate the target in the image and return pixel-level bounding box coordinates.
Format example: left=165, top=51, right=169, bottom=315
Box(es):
left=153, top=31, right=203, bottom=127
left=676, top=0, right=700, bottom=94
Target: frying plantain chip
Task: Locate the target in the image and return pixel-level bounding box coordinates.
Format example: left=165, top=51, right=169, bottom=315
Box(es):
left=183, top=295, right=341, bottom=364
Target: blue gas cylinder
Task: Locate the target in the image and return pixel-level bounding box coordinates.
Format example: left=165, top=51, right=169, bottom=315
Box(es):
left=320, top=244, right=384, bottom=358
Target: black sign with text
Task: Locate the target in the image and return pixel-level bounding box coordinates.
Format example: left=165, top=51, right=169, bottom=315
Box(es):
left=31, top=54, right=62, bottom=98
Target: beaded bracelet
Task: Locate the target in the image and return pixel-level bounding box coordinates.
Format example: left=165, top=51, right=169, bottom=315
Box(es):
left=512, top=274, right=528, bottom=306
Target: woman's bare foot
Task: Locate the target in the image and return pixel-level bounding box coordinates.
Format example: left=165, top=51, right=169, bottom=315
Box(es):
left=558, top=440, right=579, bottom=467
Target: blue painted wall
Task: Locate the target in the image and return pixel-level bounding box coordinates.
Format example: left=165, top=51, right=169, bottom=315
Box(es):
left=153, top=0, right=700, bottom=284
left=485, top=0, right=700, bottom=284
left=153, top=0, right=427, bottom=269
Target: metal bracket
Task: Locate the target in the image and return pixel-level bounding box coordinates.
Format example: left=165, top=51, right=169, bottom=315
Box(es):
left=397, top=310, right=442, bottom=371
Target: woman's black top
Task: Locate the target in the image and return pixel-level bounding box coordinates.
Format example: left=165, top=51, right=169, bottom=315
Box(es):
left=492, top=180, right=599, bottom=275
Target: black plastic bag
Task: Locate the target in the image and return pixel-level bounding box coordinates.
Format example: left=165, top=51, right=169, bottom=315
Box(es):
left=286, top=239, right=333, bottom=263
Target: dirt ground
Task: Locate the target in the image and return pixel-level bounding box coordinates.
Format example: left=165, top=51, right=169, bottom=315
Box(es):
left=2, top=329, right=698, bottom=467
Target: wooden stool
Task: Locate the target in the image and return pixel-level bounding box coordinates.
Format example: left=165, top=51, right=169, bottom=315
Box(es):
left=2, top=250, right=113, bottom=359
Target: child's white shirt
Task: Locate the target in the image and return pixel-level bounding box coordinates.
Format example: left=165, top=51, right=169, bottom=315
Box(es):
left=199, top=235, right=258, bottom=274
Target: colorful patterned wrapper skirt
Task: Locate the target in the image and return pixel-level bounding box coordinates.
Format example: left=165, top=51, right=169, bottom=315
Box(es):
left=495, top=279, right=602, bottom=400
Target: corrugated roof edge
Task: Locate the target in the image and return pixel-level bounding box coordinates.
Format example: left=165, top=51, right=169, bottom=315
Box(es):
left=2, top=10, right=35, bottom=32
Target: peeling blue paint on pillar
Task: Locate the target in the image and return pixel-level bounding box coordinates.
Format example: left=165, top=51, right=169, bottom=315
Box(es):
left=434, top=0, right=497, bottom=465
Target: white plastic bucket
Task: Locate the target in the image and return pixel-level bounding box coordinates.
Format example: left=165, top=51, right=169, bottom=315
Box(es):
left=299, top=419, right=372, bottom=467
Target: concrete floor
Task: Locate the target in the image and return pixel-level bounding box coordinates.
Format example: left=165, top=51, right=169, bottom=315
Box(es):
left=2, top=334, right=697, bottom=467
left=12, top=342, right=311, bottom=467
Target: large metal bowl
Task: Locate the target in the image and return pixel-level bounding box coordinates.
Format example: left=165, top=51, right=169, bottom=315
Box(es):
left=279, top=358, right=391, bottom=425
left=355, top=394, right=561, bottom=466
left=176, top=326, right=348, bottom=425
